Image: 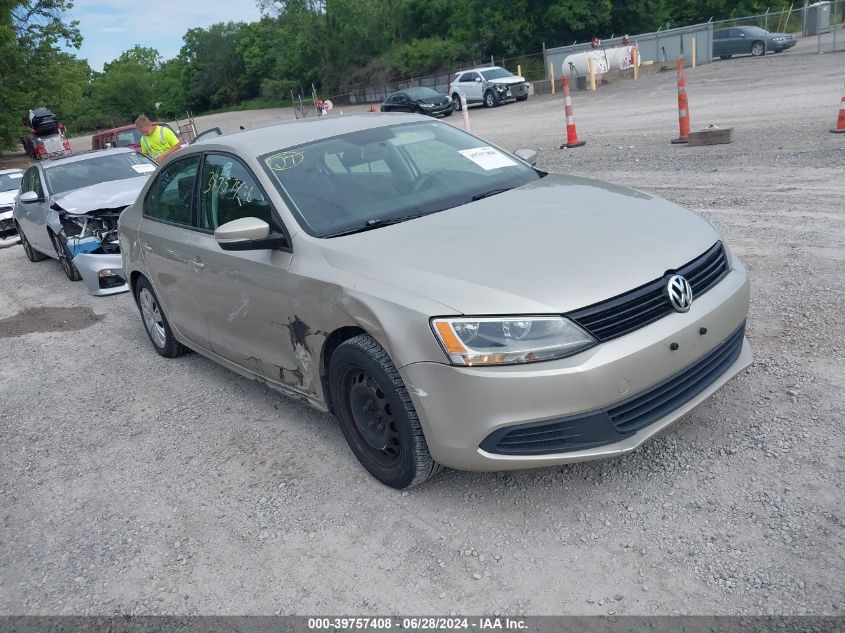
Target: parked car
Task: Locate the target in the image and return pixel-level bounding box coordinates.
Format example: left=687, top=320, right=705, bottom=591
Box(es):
left=449, top=66, right=530, bottom=109
left=0, top=168, right=25, bottom=246
left=91, top=122, right=178, bottom=152
left=14, top=148, right=157, bottom=295
left=121, top=115, right=751, bottom=489
left=713, top=26, right=796, bottom=58
left=380, top=87, right=454, bottom=117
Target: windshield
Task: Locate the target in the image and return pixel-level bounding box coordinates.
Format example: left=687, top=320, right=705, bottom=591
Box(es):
left=481, top=68, right=514, bottom=80
left=404, top=87, right=440, bottom=100
left=45, top=152, right=157, bottom=195
left=262, top=121, right=541, bottom=238
left=0, top=172, right=23, bottom=192
left=116, top=129, right=142, bottom=146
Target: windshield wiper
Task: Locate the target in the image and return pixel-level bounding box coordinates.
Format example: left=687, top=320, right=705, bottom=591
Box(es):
left=324, top=213, right=426, bottom=238
left=471, top=187, right=513, bottom=201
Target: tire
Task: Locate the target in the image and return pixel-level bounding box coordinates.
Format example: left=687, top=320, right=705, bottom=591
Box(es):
left=751, top=41, right=765, bottom=56
left=719, top=54, right=732, bottom=60
left=451, top=94, right=462, bottom=111
left=49, top=230, right=82, bottom=281
left=484, top=90, right=499, bottom=108
left=516, top=94, right=528, bottom=102
left=17, top=222, right=48, bottom=262
left=134, top=276, right=187, bottom=358
left=329, top=334, right=440, bottom=489
left=443, top=109, right=453, bottom=117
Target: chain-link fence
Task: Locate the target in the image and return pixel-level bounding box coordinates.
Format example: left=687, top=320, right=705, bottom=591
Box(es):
left=711, top=1, right=844, bottom=52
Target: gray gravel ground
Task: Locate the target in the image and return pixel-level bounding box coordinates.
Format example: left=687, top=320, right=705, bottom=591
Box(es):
left=1, top=41, right=844, bottom=616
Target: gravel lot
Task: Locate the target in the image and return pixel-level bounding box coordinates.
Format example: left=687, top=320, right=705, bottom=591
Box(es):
left=1, top=43, right=843, bottom=616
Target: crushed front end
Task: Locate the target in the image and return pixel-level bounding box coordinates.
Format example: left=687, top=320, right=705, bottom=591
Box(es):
left=56, top=206, right=128, bottom=295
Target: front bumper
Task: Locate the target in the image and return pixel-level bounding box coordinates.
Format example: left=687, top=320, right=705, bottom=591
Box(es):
left=0, top=212, right=18, bottom=246
left=422, top=103, right=455, bottom=117
left=401, top=261, right=751, bottom=471
left=73, top=253, right=129, bottom=296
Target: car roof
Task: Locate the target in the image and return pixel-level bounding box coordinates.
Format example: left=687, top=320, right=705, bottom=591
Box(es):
left=457, top=66, right=501, bottom=74
left=93, top=122, right=168, bottom=135
left=36, top=147, right=139, bottom=168
left=0, top=168, right=24, bottom=175
left=179, top=113, right=425, bottom=157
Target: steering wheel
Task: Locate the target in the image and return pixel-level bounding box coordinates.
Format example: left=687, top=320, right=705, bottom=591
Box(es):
left=411, top=169, right=450, bottom=194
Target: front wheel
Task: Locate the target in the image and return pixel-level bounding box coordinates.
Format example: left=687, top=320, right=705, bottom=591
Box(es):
left=516, top=94, right=528, bottom=102
left=49, top=231, right=81, bottom=281
left=135, top=276, right=187, bottom=358
left=719, top=54, right=732, bottom=60
left=329, top=334, right=440, bottom=489
left=484, top=90, right=499, bottom=108
left=751, top=41, right=765, bottom=56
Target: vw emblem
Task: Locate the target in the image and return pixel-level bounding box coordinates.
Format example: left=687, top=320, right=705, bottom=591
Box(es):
left=667, top=274, right=693, bottom=313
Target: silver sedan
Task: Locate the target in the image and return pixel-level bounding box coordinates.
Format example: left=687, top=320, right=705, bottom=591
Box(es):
left=120, top=114, right=752, bottom=488
left=13, top=149, right=156, bottom=295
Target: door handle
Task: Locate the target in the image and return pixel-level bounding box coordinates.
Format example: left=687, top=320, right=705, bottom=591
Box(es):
left=190, top=258, right=205, bottom=271
left=141, top=242, right=152, bottom=252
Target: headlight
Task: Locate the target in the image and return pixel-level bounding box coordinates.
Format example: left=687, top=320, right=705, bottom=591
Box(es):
left=431, top=316, right=597, bottom=366
left=772, top=36, right=785, bottom=41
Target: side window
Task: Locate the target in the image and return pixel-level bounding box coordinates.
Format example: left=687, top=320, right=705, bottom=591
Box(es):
left=143, top=155, right=200, bottom=225
left=22, top=168, right=43, bottom=197
left=388, top=94, right=402, bottom=104
left=198, top=154, right=273, bottom=231
left=463, top=72, right=479, bottom=82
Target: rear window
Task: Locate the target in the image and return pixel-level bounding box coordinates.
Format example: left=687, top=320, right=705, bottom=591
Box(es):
left=116, top=129, right=142, bottom=146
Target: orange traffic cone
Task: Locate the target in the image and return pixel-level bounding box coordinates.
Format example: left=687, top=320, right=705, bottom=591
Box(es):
left=559, top=74, right=586, bottom=149
left=671, top=57, right=691, bottom=144
left=370, top=103, right=377, bottom=113
left=832, top=81, right=845, bottom=133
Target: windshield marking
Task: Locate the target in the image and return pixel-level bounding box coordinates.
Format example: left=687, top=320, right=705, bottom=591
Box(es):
left=267, top=151, right=305, bottom=171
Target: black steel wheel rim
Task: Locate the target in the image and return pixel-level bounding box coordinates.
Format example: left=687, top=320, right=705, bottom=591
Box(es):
left=342, top=366, right=402, bottom=468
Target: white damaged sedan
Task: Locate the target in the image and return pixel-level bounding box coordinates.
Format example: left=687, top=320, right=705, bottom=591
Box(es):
left=13, top=148, right=157, bottom=295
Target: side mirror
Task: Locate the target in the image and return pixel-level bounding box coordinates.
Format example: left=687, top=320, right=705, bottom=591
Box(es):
left=18, top=190, right=40, bottom=203
left=215, top=217, right=286, bottom=251
left=514, top=148, right=539, bottom=166
left=474, top=77, right=482, bottom=82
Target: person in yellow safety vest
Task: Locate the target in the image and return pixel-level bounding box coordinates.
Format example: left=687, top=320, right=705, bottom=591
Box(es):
left=134, top=114, right=182, bottom=163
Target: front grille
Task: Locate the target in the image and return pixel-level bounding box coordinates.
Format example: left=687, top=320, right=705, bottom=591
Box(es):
left=480, top=322, right=746, bottom=456
left=607, top=322, right=745, bottom=434
left=568, top=242, right=728, bottom=342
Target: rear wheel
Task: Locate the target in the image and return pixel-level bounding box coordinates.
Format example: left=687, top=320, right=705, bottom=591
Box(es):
left=135, top=276, right=187, bottom=358
left=49, top=230, right=81, bottom=281
left=751, top=41, right=765, bottom=56
left=17, top=222, right=47, bottom=262
left=484, top=90, right=499, bottom=108
left=329, top=334, right=440, bottom=489
left=451, top=93, right=462, bottom=111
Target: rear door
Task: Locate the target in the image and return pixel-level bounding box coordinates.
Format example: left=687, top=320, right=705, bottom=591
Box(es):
left=139, top=154, right=209, bottom=348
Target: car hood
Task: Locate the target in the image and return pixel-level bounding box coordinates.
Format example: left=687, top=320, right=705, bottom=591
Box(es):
left=488, top=75, right=526, bottom=86
left=418, top=96, right=451, bottom=106
left=50, top=177, right=149, bottom=215
left=320, top=174, right=721, bottom=315
left=0, top=190, right=18, bottom=207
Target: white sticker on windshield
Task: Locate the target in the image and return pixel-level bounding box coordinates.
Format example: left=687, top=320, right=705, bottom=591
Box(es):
left=132, top=164, right=156, bottom=174
left=8, top=173, right=22, bottom=179
left=458, top=147, right=518, bottom=170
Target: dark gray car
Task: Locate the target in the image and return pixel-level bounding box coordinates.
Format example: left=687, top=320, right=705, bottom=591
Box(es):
left=713, top=26, right=796, bottom=58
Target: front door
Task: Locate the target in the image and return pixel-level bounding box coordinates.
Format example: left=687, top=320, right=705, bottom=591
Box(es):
left=17, top=167, right=51, bottom=252
left=190, top=153, right=305, bottom=392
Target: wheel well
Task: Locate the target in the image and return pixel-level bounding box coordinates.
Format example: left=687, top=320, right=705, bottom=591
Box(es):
left=129, top=271, right=144, bottom=302
left=320, top=325, right=367, bottom=412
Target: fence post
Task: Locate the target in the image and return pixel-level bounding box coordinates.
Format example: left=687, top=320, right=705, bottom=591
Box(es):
left=692, top=37, right=697, bottom=68
left=549, top=62, right=556, bottom=95
left=587, top=56, right=596, bottom=91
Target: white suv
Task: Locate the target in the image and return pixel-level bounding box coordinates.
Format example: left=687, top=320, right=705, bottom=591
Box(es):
left=448, top=66, right=530, bottom=109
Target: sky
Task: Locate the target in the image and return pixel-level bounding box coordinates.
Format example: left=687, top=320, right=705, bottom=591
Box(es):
left=65, top=0, right=264, bottom=71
